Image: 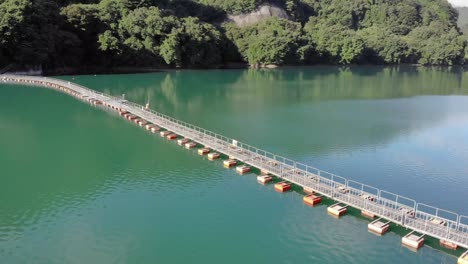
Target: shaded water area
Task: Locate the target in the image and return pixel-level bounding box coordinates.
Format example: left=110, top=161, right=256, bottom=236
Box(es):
left=1, top=66, right=468, bottom=263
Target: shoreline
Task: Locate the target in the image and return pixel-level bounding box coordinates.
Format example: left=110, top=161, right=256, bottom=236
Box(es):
left=7, top=63, right=468, bottom=77
left=4, top=74, right=468, bottom=256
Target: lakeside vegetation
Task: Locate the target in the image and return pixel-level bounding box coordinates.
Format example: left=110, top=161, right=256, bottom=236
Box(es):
left=0, top=0, right=467, bottom=73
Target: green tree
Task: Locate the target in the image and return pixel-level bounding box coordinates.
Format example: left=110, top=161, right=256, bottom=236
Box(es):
left=160, top=17, right=222, bottom=67
left=1, top=0, right=467, bottom=70
left=118, top=7, right=179, bottom=56
left=9, top=0, right=82, bottom=68
left=0, top=0, right=30, bottom=66
left=196, top=0, right=262, bottom=15
left=304, top=17, right=363, bottom=64
left=61, top=4, right=101, bottom=31
left=405, top=22, right=465, bottom=65
left=419, top=0, right=458, bottom=26
left=358, top=27, right=409, bottom=63
left=361, top=1, right=421, bottom=35
left=98, top=30, right=121, bottom=51
left=340, top=33, right=364, bottom=64
left=226, top=18, right=304, bottom=65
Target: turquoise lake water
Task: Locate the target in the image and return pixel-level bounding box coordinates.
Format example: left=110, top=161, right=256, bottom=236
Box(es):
left=1, top=66, right=467, bottom=263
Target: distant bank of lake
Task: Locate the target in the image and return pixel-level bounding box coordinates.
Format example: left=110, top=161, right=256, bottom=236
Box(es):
left=0, top=66, right=467, bottom=263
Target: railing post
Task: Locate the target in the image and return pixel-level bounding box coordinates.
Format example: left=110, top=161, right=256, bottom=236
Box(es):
left=331, top=175, right=335, bottom=198
left=447, top=222, right=451, bottom=239
left=395, top=195, right=399, bottom=210
left=402, top=209, right=406, bottom=226
left=6, top=75, right=468, bottom=248
left=346, top=180, right=351, bottom=204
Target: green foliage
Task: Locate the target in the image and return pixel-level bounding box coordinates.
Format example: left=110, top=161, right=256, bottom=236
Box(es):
left=159, top=0, right=225, bottom=22
left=358, top=27, right=409, bottom=64
left=196, top=0, right=263, bottom=15
left=0, top=0, right=29, bottom=45
left=226, top=18, right=304, bottom=65
left=0, top=0, right=29, bottom=65
left=405, top=22, right=466, bottom=65
left=300, top=0, right=465, bottom=65
left=0, top=0, right=83, bottom=68
left=340, top=33, right=365, bottom=64
left=0, top=0, right=466, bottom=70
left=98, top=30, right=120, bottom=51
left=113, top=8, right=222, bottom=66
left=304, top=18, right=363, bottom=64
left=118, top=7, right=179, bottom=54
left=361, top=1, right=421, bottom=35
left=61, top=4, right=101, bottom=31
left=159, top=17, right=222, bottom=66
left=418, top=0, right=457, bottom=26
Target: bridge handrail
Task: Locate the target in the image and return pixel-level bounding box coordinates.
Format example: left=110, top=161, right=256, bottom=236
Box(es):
left=117, top=80, right=467, bottom=230
left=2, top=74, right=468, bottom=246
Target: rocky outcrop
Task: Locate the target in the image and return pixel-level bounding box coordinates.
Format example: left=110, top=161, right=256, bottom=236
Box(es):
left=226, top=4, right=289, bottom=27
left=250, top=63, right=280, bottom=68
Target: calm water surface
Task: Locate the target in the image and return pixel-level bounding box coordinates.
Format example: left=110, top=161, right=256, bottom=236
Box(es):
left=1, top=66, right=468, bottom=263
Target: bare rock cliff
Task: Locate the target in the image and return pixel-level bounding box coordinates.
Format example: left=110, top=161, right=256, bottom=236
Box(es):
left=226, top=4, right=289, bottom=27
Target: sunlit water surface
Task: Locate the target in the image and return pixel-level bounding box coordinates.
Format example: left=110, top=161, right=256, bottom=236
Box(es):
left=1, top=66, right=468, bottom=263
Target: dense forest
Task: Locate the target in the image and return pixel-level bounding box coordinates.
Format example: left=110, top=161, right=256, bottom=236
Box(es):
left=0, top=0, right=467, bottom=73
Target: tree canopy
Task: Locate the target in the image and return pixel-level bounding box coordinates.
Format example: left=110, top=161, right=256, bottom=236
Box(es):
left=0, top=0, right=466, bottom=72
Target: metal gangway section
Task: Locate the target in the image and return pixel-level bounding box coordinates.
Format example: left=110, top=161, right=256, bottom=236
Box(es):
left=2, top=74, right=468, bottom=249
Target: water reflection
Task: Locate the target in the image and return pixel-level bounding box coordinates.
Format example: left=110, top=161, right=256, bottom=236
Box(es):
left=64, top=67, right=468, bottom=155
left=67, top=66, right=468, bottom=110
left=63, top=67, right=468, bottom=214
left=2, top=68, right=468, bottom=263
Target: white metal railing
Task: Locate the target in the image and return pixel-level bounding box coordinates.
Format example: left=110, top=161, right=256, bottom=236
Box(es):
left=2, top=74, right=468, bottom=248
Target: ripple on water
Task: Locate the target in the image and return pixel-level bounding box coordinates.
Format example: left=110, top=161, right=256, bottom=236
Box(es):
left=3, top=71, right=468, bottom=264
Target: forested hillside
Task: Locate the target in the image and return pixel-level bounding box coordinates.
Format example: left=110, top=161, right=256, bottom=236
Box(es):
left=0, top=0, right=466, bottom=73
